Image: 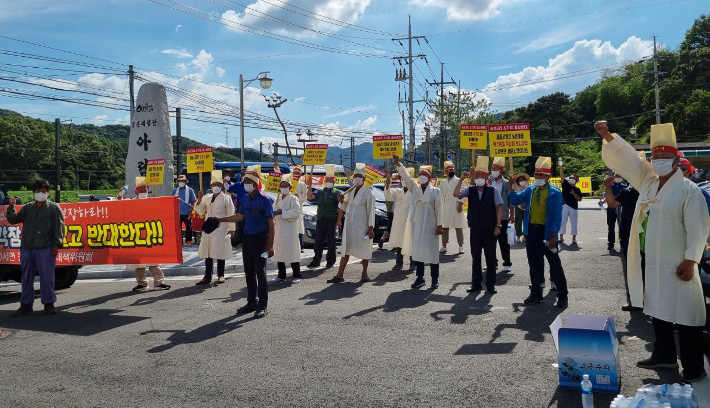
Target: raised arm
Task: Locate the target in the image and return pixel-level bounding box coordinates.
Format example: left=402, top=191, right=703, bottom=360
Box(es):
left=597, top=120, right=652, bottom=191
left=393, top=154, right=414, bottom=190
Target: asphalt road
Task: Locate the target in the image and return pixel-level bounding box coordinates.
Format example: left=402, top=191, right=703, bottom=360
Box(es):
left=1, top=201, right=708, bottom=407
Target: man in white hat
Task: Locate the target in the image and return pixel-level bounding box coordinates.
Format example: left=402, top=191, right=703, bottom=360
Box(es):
left=195, top=171, right=236, bottom=286
left=393, top=154, right=444, bottom=289
left=306, top=165, right=342, bottom=269
left=489, top=156, right=515, bottom=271
left=597, top=120, right=710, bottom=382
left=277, top=162, right=308, bottom=251
left=327, top=163, right=375, bottom=283
left=439, top=160, right=467, bottom=254
left=508, top=157, right=569, bottom=307
left=216, top=165, right=275, bottom=319
left=269, top=174, right=303, bottom=284
left=455, top=156, right=503, bottom=294
left=385, top=171, right=412, bottom=270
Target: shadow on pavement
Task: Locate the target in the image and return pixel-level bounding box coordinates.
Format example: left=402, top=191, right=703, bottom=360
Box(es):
left=140, top=314, right=252, bottom=353
left=343, top=288, right=460, bottom=320
left=371, top=267, right=414, bottom=287
left=431, top=289, right=493, bottom=325
left=0, top=309, right=148, bottom=336
left=300, top=281, right=365, bottom=306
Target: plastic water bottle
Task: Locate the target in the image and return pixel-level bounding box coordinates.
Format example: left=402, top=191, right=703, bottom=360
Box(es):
left=658, top=384, right=671, bottom=405
left=581, top=374, right=593, bottom=408
left=558, top=158, right=563, bottom=167
left=118, top=185, right=128, bottom=197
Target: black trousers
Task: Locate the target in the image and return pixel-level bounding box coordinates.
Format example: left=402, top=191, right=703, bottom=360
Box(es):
left=277, top=262, right=302, bottom=279
left=652, top=317, right=705, bottom=376
left=526, top=225, right=568, bottom=300
left=312, top=218, right=337, bottom=265
left=494, top=219, right=512, bottom=267
left=414, top=261, right=439, bottom=280
left=180, top=214, right=193, bottom=242
left=607, top=208, right=617, bottom=245
left=243, top=231, right=269, bottom=308
left=471, top=226, right=497, bottom=287
left=204, top=258, right=225, bottom=279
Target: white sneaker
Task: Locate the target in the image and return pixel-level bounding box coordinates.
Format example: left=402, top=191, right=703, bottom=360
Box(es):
left=292, top=278, right=302, bottom=284
left=503, top=266, right=511, bottom=272
left=439, top=246, right=447, bottom=253
left=269, top=277, right=286, bottom=283
left=458, top=246, right=465, bottom=254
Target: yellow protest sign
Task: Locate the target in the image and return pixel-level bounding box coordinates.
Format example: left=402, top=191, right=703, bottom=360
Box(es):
left=290, top=175, right=300, bottom=194
left=489, top=123, right=532, bottom=157
left=265, top=172, right=282, bottom=194
left=373, top=135, right=403, bottom=159
left=461, top=178, right=469, bottom=212
left=364, top=165, right=386, bottom=187
left=146, top=159, right=165, bottom=185
left=531, top=177, right=593, bottom=194
left=303, top=144, right=328, bottom=165
left=460, top=124, right=488, bottom=150
left=186, top=147, right=213, bottom=173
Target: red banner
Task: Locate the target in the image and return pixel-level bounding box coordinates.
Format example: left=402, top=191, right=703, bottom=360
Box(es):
left=0, top=197, right=183, bottom=265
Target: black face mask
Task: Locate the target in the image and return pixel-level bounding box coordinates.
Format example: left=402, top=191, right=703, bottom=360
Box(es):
left=448, top=172, right=455, bottom=178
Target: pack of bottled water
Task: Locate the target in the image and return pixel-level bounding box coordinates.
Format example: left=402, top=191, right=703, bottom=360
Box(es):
left=610, top=383, right=698, bottom=407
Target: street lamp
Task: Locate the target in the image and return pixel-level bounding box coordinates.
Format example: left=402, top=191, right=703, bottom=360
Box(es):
left=240, top=71, right=273, bottom=170
left=630, top=126, right=637, bottom=143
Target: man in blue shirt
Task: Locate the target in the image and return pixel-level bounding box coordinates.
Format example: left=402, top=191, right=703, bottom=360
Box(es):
left=217, top=167, right=275, bottom=319
left=600, top=172, right=627, bottom=251
left=172, top=175, right=197, bottom=244
left=227, top=170, right=247, bottom=247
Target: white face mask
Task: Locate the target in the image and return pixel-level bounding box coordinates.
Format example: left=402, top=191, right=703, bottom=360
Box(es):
left=614, top=178, right=623, bottom=184
left=518, top=181, right=527, bottom=187
left=244, top=184, right=255, bottom=193
left=353, top=177, right=364, bottom=186
left=225, top=176, right=231, bottom=181
left=280, top=188, right=290, bottom=195
left=391, top=183, right=402, bottom=189
left=491, top=170, right=500, bottom=178
left=178, top=182, right=186, bottom=188
left=652, top=159, right=675, bottom=177
left=418, top=175, right=429, bottom=185
left=211, top=186, right=222, bottom=194
left=474, top=178, right=485, bottom=187
left=534, top=178, right=546, bottom=187
left=324, top=182, right=334, bottom=189
left=568, top=179, right=577, bottom=186
left=34, top=192, right=48, bottom=202
left=138, top=192, right=148, bottom=199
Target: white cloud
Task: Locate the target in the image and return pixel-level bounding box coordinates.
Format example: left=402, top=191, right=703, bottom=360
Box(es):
left=214, top=142, right=230, bottom=149
left=221, top=0, right=371, bottom=38
left=162, top=48, right=193, bottom=59
left=411, top=0, right=526, bottom=21
left=516, top=25, right=601, bottom=53
left=175, top=24, right=183, bottom=32
left=191, top=49, right=213, bottom=74
left=483, top=36, right=654, bottom=107
left=216, top=67, right=226, bottom=78
left=92, top=114, right=108, bottom=123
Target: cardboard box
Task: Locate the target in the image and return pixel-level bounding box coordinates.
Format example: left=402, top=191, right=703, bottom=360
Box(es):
left=550, top=315, right=620, bottom=393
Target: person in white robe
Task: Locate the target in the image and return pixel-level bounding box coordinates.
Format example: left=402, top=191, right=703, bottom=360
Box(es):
left=195, top=170, right=236, bottom=285
left=269, top=174, right=303, bottom=284
left=598, top=120, right=710, bottom=383
left=385, top=172, right=413, bottom=270
left=393, top=154, right=444, bottom=289
left=439, top=160, right=467, bottom=254
left=326, top=164, right=375, bottom=283
left=277, top=162, right=308, bottom=251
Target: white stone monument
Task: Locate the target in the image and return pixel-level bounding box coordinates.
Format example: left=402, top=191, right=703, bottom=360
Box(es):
left=124, top=83, right=174, bottom=196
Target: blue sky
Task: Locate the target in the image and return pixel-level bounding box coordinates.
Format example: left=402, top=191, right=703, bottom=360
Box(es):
left=0, top=0, right=704, bottom=153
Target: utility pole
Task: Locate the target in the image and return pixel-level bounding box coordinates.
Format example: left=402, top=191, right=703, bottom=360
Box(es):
left=224, top=127, right=230, bottom=147
left=401, top=110, right=406, bottom=157
left=128, top=65, right=135, bottom=121
left=428, top=63, right=455, bottom=169
left=350, top=137, right=355, bottom=172
left=176, top=107, right=182, bottom=176
left=424, top=124, right=431, bottom=165
left=55, top=118, right=61, bottom=202
left=260, top=142, right=263, bottom=161
left=653, top=35, right=661, bottom=124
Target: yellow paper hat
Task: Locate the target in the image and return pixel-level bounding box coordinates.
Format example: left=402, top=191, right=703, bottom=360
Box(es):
left=650, top=123, right=677, bottom=154
left=419, top=165, right=433, bottom=177
left=535, top=157, right=553, bottom=175
left=391, top=172, right=401, bottom=181
left=135, top=176, right=147, bottom=187
left=210, top=170, right=223, bottom=184
left=475, top=156, right=490, bottom=173
left=444, top=160, right=454, bottom=171
left=406, top=167, right=415, bottom=177
left=325, top=164, right=335, bottom=178
left=292, top=165, right=303, bottom=174
left=280, top=173, right=292, bottom=185
left=243, top=165, right=261, bottom=184
left=354, top=163, right=366, bottom=176
left=492, top=157, right=506, bottom=169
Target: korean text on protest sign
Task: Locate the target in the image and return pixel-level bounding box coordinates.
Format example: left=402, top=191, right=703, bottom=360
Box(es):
left=0, top=197, right=183, bottom=265
left=460, top=124, right=488, bottom=150
left=373, top=135, right=403, bottom=159
left=265, top=172, right=282, bottom=194
left=489, top=123, right=532, bottom=157
left=303, top=144, right=328, bottom=166
left=186, top=147, right=214, bottom=173
left=146, top=159, right=165, bottom=185
left=364, top=165, right=386, bottom=187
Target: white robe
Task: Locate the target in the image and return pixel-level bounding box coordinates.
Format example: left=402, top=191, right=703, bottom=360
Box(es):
left=294, top=180, right=308, bottom=235
left=385, top=186, right=412, bottom=249
left=340, top=186, right=375, bottom=260
left=603, top=135, right=710, bottom=326
left=438, top=176, right=468, bottom=229
left=195, top=193, right=236, bottom=260
left=272, top=193, right=302, bottom=264
left=397, top=164, right=444, bottom=264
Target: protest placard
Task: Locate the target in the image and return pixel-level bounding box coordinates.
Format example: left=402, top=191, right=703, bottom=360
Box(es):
left=373, top=135, right=403, bottom=159
left=146, top=159, right=165, bottom=185
left=186, top=147, right=213, bottom=173
left=303, top=144, right=328, bottom=166
left=364, top=165, right=386, bottom=187
left=489, top=123, right=532, bottom=157
left=460, top=124, right=488, bottom=150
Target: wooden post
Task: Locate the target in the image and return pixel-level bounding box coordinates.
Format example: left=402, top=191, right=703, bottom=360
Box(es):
left=508, top=157, right=514, bottom=178
left=152, top=185, right=156, bottom=197
left=198, top=172, right=203, bottom=193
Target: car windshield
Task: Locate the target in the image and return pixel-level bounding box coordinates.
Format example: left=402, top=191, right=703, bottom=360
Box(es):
left=370, top=186, right=386, bottom=202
